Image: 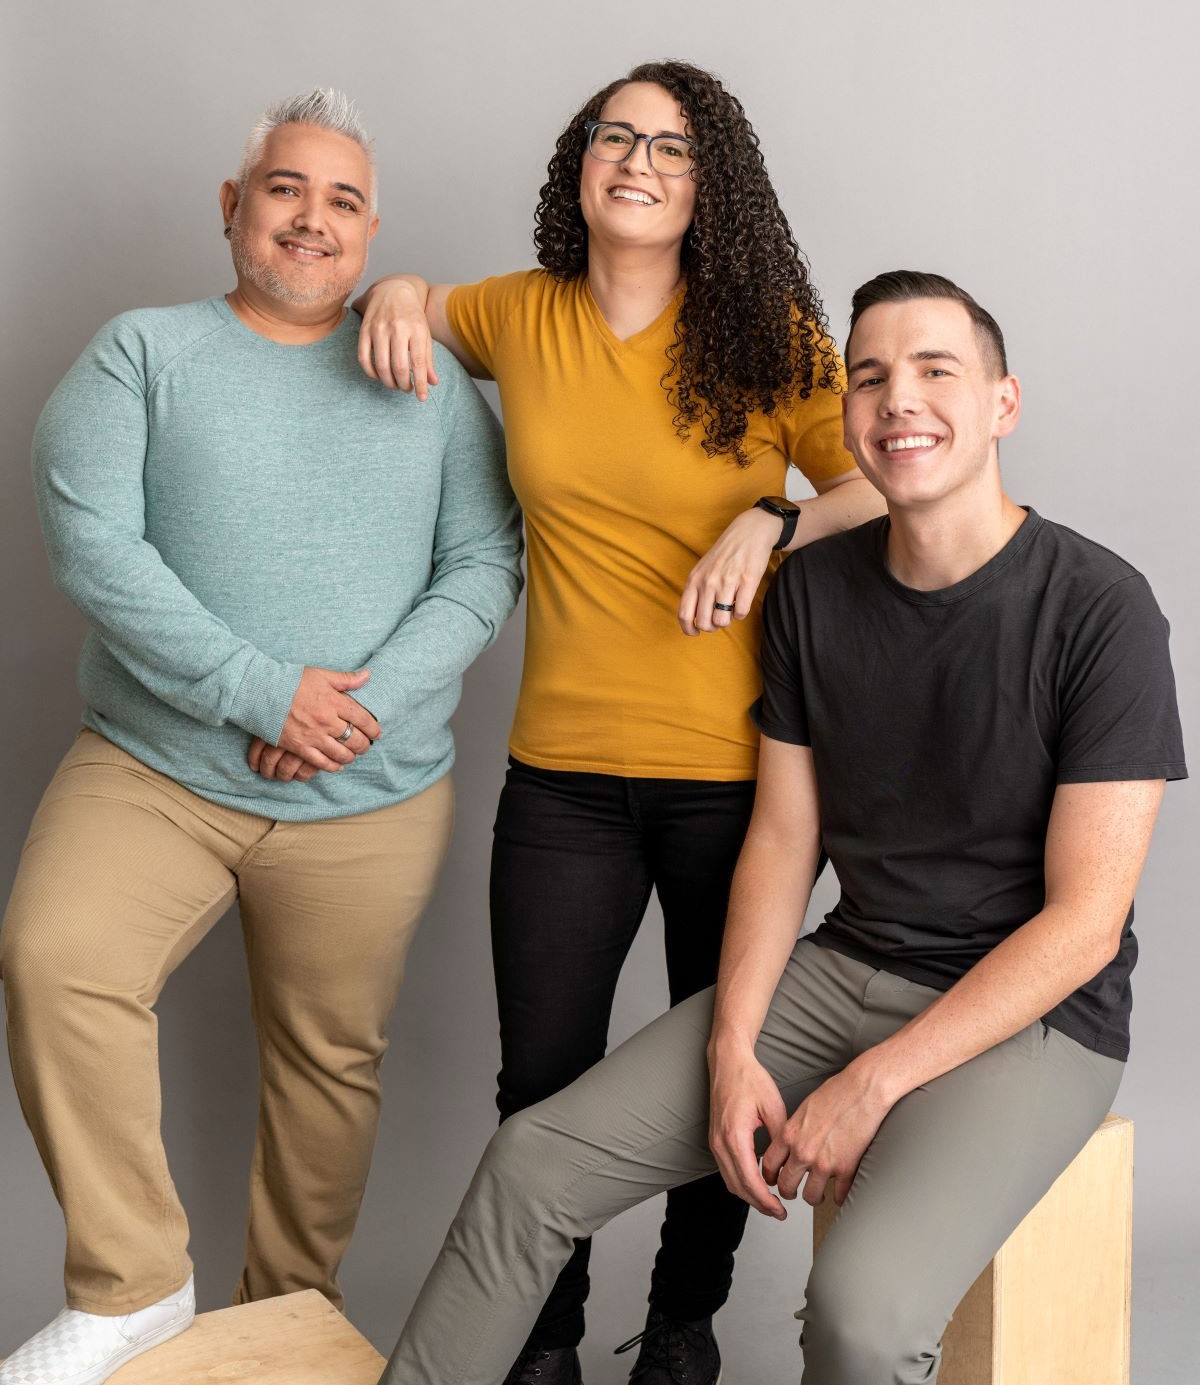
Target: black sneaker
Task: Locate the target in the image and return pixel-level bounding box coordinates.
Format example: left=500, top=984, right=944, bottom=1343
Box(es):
left=615, top=1308, right=722, bottom=1385
left=503, top=1345, right=583, bottom=1385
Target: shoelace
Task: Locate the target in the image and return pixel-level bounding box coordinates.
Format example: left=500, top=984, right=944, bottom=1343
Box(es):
left=614, top=1316, right=710, bottom=1384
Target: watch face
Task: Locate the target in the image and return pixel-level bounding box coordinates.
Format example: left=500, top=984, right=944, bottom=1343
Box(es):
left=756, top=496, right=799, bottom=518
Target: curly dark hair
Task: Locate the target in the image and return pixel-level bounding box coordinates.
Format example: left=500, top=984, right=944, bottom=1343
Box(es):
left=534, top=59, right=839, bottom=466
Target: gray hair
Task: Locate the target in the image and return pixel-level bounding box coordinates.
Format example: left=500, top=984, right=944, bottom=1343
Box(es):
left=237, top=88, right=377, bottom=211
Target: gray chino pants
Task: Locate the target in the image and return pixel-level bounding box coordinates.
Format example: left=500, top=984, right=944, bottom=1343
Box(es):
left=381, top=942, right=1122, bottom=1385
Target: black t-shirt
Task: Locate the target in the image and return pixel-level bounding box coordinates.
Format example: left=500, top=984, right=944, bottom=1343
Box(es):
left=755, top=510, right=1186, bottom=1059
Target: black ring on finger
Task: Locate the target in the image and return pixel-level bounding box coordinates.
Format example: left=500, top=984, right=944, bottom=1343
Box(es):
left=714, top=602, right=735, bottom=613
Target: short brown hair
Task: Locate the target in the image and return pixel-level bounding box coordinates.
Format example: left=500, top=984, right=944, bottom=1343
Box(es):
left=846, top=270, right=1008, bottom=377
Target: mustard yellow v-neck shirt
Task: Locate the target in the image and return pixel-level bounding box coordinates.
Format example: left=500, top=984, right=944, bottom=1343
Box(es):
left=447, top=270, right=853, bottom=780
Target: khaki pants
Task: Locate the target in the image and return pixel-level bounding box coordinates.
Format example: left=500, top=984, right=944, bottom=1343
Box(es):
left=1, top=729, right=454, bottom=1315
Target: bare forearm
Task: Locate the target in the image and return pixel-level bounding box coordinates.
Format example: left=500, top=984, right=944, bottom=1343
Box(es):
left=784, top=476, right=884, bottom=550
left=705, top=821, right=818, bottom=1219
left=854, top=905, right=1118, bottom=1106
left=678, top=475, right=883, bottom=634
left=710, top=823, right=820, bottom=1056
left=754, top=898, right=1131, bottom=1211
left=854, top=778, right=1164, bottom=1105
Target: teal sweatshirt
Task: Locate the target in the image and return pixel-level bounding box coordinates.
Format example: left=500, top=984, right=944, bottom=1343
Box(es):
left=33, top=296, right=522, bottom=820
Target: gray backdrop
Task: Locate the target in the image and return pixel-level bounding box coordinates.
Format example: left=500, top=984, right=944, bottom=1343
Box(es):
left=1, top=2, right=1195, bottom=1381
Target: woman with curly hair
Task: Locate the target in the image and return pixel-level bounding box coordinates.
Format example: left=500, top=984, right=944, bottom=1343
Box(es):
left=356, top=60, right=881, bottom=1385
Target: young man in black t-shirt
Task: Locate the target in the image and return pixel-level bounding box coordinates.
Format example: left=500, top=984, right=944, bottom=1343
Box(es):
left=377, top=274, right=1186, bottom=1385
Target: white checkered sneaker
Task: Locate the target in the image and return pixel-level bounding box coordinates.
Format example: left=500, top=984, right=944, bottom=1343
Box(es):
left=0, top=1276, right=194, bottom=1385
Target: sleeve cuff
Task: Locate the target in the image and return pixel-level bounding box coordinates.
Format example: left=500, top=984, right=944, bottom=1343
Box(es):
left=228, top=655, right=305, bottom=743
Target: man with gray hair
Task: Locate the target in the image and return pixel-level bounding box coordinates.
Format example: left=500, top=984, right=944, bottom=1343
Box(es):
left=0, top=89, right=521, bottom=1385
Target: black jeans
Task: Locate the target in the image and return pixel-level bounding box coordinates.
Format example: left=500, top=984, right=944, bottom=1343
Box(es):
left=490, top=758, right=757, bottom=1350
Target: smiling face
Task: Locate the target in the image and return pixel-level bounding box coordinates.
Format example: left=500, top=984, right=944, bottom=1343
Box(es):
left=578, top=81, right=697, bottom=259
left=842, top=298, right=1021, bottom=512
left=219, top=122, right=378, bottom=313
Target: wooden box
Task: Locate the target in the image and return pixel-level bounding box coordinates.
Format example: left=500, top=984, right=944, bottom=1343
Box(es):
left=813, top=1113, right=1133, bottom=1385
left=105, top=1289, right=385, bottom=1384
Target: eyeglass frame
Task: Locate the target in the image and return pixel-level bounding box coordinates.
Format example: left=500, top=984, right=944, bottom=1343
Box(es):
left=582, top=119, right=697, bottom=177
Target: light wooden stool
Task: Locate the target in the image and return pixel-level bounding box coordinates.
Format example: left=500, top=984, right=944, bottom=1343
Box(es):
left=813, top=1113, right=1133, bottom=1385
left=99, top=1290, right=385, bottom=1384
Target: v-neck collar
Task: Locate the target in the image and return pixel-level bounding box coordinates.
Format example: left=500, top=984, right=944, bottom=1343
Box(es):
left=580, top=276, right=685, bottom=352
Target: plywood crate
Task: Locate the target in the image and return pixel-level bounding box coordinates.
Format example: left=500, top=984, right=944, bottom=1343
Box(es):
left=103, top=1289, right=386, bottom=1384
left=813, top=1113, right=1133, bottom=1385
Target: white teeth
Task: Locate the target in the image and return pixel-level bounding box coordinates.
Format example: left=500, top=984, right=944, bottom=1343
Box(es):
left=610, top=188, right=655, bottom=205
left=882, top=435, right=939, bottom=452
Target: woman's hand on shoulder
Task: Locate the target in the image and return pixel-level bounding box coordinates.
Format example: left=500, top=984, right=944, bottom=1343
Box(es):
left=678, top=506, right=783, bottom=636
left=355, top=274, right=440, bottom=399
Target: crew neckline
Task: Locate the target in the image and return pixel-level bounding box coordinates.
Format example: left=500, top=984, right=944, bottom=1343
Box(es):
left=211, top=295, right=356, bottom=350
left=876, top=508, right=1044, bottom=606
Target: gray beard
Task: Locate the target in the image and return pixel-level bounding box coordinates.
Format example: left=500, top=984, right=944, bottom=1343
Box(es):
left=228, top=220, right=356, bottom=308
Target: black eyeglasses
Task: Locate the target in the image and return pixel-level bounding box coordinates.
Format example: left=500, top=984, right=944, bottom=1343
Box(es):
left=583, top=120, right=696, bottom=177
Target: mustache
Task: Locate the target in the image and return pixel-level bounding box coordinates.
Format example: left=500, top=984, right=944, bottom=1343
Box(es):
left=271, top=230, right=338, bottom=256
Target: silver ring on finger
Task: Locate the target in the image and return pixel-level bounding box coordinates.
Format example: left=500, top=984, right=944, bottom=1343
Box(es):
left=337, top=721, right=354, bottom=743
left=714, top=602, right=735, bottom=613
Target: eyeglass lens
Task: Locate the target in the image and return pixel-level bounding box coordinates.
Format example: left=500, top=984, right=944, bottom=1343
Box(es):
left=587, top=123, right=694, bottom=176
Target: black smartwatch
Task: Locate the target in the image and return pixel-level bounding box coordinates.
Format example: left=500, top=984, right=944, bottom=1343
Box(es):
left=754, top=495, right=801, bottom=550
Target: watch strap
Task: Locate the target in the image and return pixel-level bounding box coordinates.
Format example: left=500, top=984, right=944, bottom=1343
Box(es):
left=754, top=496, right=801, bottom=550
